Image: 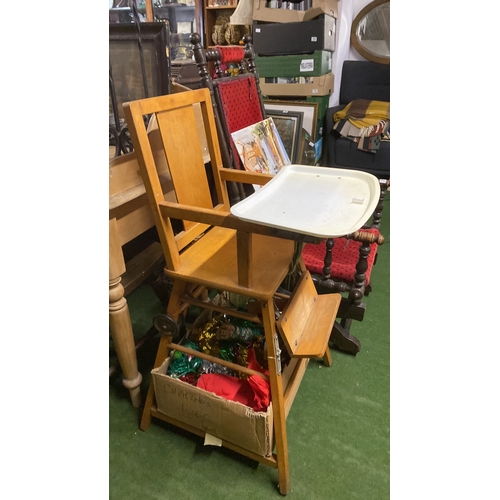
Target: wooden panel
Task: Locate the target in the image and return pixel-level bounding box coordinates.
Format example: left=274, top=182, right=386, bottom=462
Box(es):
left=121, top=242, right=164, bottom=296
left=109, top=218, right=126, bottom=279
left=124, top=99, right=182, bottom=271
left=115, top=200, right=155, bottom=246
left=164, top=229, right=295, bottom=300
left=293, top=293, right=340, bottom=357
left=277, top=271, right=341, bottom=358
left=110, top=176, right=176, bottom=246
left=156, top=106, right=213, bottom=210
left=109, top=153, right=143, bottom=199
left=282, top=358, right=309, bottom=418
left=236, top=231, right=253, bottom=288
left=109, top=122, right=172, bottom=201
left=278, top=272, right=317, bottom=354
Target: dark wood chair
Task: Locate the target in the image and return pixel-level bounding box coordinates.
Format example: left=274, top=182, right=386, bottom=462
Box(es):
left=190, top=32, right=388, bottom=355
left=190, top=32, right=266, bottom=204
left=301, top=179, right=388, bottom=354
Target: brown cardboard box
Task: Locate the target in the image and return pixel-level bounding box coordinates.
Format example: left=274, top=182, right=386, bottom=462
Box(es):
left=259, top=73, right=334, bottom=97
left=253, top=0, right=338, bottom=24
left=152, top=357, right=274, bottom=457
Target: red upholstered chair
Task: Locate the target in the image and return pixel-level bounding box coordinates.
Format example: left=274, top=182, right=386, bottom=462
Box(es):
left=303, top=229, right=380, bottom=287
left=190, top=32, right=389, bottom=354
left=301, top=179, right=388, bottom=354
left=190, top=33, right=266, bottom=203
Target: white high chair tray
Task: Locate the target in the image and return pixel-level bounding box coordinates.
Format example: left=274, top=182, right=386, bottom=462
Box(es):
left=230, top=165, right=381, bottom=238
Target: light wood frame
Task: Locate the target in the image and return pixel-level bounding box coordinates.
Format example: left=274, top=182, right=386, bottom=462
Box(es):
left=350, top=0, right=390, bottom=65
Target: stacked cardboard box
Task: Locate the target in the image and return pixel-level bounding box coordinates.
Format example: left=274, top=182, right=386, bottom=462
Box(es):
left=252, top=0, right=339, bottom=164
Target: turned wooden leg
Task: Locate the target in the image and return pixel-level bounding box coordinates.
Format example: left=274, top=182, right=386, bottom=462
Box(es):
left=109, top=218, right=142, bottom=407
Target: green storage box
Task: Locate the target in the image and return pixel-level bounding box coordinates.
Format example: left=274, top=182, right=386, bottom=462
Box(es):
left=255, top=51, right=333, bottom=78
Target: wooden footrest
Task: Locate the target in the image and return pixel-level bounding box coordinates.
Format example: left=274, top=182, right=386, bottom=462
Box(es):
left=277, top=271, right=341, bottom=358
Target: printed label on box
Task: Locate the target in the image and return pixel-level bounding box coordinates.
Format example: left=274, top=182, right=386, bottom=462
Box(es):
left=300, top=59, right=314, bottom=72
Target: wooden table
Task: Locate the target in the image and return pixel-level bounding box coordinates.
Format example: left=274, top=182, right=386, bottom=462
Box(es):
left=109, top=90, right=208, bottom=406
left=109, top=145, right=175, bottom=407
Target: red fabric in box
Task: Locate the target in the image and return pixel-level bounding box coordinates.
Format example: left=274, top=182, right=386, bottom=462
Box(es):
left=217, top=77, right=264, bottom=133
left=196, top=348, right=270, bottom=412
left=302, top=228, right=380, bottom=285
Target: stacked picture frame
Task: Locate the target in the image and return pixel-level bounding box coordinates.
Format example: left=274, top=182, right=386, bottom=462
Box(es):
left=263, top=100, right=319, bottom=165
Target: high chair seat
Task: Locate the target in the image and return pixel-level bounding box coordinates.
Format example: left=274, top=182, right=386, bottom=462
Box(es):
left=165, top=226, right=295, bottom=300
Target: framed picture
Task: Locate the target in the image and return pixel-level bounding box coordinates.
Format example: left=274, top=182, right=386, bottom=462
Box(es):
left=264, top=100, right=319, bottom=141
left=231, top=118, right=290, bottom=176
left=109, top=23, right=171, bottom=121
left=265, top=110, right=303, bottom=164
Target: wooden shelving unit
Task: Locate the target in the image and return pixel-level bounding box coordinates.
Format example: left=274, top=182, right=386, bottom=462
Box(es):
left=204, top=0, right=238, bottom=47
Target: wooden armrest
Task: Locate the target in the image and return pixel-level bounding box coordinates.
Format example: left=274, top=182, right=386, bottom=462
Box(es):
left=219, top=168, right=274, bottom=186
left=158, top=201, right=320, bottom=244
left=347, top=230, right=385, bottom=246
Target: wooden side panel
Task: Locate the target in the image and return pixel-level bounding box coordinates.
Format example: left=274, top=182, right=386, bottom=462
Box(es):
left=109, top=218, right=125, bottom=279
left=123, top=99, right=181, bottom=271
left=277, top=270, right=341, bottom=358
left=277, top=271, right=317, bottom=355
left=109, top=152, right=143, bottom=199
left=156, top=106, right=213, bottom=210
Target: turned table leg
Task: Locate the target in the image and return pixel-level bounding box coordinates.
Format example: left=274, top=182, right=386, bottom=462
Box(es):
left=109, top=218, right=142, bottom=407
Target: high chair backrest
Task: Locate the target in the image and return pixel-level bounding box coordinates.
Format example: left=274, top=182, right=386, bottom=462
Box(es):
left=123, top=88, right=231, bottom=271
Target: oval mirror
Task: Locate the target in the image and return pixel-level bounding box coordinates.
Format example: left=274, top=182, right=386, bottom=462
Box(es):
left=351, top=0, right=390, bottom=64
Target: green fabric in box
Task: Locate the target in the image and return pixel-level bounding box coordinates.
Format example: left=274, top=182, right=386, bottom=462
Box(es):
left=255, top=51, right=333, bottom=78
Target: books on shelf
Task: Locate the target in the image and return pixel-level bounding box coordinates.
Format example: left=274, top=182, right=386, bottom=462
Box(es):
left=231, top=118, right=291, bottom=176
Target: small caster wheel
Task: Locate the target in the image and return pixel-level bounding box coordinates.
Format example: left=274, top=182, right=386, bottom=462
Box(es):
left=153, top=314, right=181, bottom=342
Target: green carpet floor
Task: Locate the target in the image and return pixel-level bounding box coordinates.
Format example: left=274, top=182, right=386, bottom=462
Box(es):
left=109, top=194, right=390, bottom=499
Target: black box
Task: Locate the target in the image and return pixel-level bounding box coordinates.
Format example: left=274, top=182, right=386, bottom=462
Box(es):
left=252, top=15, right=335, bottom=56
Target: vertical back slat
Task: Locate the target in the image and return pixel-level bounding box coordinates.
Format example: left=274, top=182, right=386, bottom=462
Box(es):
left=156, top=106, right=213, bottom=211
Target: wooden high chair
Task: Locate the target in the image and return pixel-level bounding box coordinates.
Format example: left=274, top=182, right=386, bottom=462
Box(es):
left=124, top=88, right=354, bottom=495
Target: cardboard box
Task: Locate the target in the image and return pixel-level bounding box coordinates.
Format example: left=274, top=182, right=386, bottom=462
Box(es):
left=260, top=73, right=334, bottom=97
left=255, top=51, right=333, bottom=78
left=152, top=357, right=274, bottom=457
left=252, top=0, right=338, bottom=24
left=252, top=15, right=336, bottom=56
